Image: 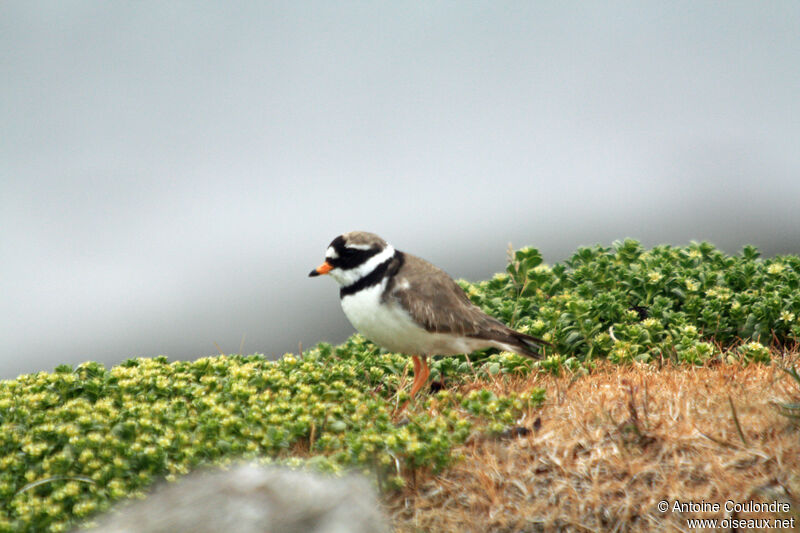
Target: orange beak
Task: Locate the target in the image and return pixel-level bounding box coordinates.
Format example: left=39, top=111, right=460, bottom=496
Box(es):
left=308, top=261, right=333, bottom=277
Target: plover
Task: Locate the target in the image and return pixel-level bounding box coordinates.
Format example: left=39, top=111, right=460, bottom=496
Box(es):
left=309, top=231, right=548, bottom=406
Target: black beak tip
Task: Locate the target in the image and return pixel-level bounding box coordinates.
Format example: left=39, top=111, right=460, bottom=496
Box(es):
left=308, top=269, right=319, bottom=277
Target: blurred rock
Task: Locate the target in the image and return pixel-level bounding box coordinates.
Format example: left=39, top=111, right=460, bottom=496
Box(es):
left=80, top=463, right=389, bottom=533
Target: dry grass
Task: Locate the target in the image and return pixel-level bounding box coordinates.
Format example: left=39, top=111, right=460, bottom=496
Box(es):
left=386, top=354, right=800, bottom=532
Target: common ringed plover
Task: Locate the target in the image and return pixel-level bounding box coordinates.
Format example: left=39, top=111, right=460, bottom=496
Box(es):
left=309, top=231, right=549, bottom=407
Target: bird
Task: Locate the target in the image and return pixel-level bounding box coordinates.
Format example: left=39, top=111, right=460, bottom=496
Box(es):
left=309, top=231, right=549, bottom=408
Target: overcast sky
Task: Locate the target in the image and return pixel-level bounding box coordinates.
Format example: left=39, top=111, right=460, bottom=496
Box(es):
left=2, top=2, right=799, bottom=379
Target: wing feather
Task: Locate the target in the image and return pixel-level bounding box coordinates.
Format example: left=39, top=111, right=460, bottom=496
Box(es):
left=385, top=254, right=512, bottom=334
left=383, top=252, right=549, bottom=358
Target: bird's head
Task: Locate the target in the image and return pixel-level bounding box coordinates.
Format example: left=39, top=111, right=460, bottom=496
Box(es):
left=309, top=231, right=395, bottom=286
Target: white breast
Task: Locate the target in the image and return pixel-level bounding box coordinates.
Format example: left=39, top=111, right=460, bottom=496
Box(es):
left=340, top=281, right=495, bottom=356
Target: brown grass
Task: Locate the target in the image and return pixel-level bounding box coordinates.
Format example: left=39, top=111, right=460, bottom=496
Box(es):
left=386, top=354, right=800, bottom=532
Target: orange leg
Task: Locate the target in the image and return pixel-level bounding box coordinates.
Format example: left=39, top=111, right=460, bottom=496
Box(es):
left=409, top=355, right=430, bottom=397
left=410, top=355, right=422, bottom=386
left=421, top=357, right=430, bottom=389
left=399, top=355, right=430, bottom=413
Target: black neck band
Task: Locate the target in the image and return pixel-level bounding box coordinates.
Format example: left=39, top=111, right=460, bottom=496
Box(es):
left=340, top=252, right=400, bottom=298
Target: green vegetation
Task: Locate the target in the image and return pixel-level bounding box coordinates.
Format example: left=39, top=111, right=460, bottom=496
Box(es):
left=462, top=239, right=799, bottom=369
left=1, top=240, right=797, bottom=532
left=0, top=343, right=542, bottom=532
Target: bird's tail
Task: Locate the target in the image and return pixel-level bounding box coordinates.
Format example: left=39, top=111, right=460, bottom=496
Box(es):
left=507, top=331, right=551, bottom=359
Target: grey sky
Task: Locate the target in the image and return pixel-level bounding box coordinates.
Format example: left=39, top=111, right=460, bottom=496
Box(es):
left=2, top=2, right=799, bottom=378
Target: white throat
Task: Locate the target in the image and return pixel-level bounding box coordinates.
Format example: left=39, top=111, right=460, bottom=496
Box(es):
left=329, top=245, right=396, bottom=287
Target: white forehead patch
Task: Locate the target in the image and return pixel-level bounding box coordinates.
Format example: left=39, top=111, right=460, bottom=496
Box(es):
left=325, top=246, right=338, bottom=259
left=345, top=243, right=372, bottom=251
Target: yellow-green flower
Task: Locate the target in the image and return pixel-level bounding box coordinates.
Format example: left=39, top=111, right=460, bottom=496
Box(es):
left=767, top=263, right=785, bottom=274
left=647, top=271, right=663, bottom=283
